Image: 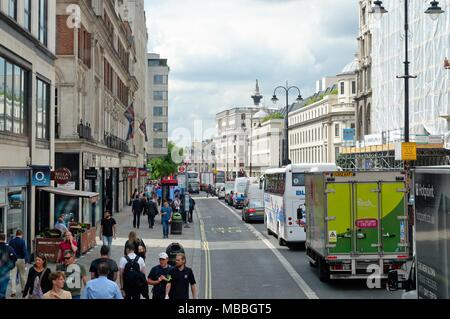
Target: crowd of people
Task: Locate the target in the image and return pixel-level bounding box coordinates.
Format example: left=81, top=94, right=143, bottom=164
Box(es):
left=0, top=183, right=199, bottom=300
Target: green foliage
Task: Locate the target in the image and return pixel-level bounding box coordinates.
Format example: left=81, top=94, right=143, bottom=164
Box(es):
left=304, top=88, right=338, bottom=107
left=149, top=141, right=184, bottom=180
left=261, top=112, right=284, bottom=123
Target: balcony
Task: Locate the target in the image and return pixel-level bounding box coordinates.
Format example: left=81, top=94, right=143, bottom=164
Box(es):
left=104, top=132, right=129, bottom=153
left=77, top=120, right=93, bottom=141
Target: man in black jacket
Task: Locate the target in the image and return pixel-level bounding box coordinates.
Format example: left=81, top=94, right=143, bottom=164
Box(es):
left=132, top=195, right=144, bottom=229
left=188, top=195, right=196, bottom=223
left=0, top=233, right=17, bottom=299
left=144, top=196, right=159, bottom=229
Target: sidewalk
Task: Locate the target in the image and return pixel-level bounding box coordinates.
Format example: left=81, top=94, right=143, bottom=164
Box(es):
left=6, top=205, right=202, bottom=299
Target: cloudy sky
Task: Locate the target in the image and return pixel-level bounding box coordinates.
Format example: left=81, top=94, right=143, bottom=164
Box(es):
left=144, top=0, right=359, bottom=147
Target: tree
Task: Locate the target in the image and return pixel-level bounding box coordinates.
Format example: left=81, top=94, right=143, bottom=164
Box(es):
left=149, top=142, right=184, bottom=180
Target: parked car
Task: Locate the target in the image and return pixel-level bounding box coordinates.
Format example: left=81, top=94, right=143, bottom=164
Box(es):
left=216, top=184, right=226, bottom=199
left=233, top=193, right=246, bottom=209
left=242, top=199, right=264, bottom=222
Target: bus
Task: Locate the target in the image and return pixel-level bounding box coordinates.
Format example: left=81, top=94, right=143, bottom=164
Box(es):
left=187, top=171, right=200, bottom=194
left=263, top=163, right=339, bottom=249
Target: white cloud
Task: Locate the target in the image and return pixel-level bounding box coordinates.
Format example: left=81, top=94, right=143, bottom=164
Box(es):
left=144, top=0, right=358, bottom=146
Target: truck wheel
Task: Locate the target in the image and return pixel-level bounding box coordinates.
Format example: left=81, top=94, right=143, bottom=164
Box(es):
left=278, top=236, right=286, bottom=246
left=318, top=258, right=330, bottom=282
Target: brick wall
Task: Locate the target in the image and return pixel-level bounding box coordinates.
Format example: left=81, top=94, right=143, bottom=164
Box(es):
left=56, top=15, right=74, bottom=55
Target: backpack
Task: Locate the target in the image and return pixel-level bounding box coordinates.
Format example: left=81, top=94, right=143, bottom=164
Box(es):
left=123, top=256, right=147, bottom=292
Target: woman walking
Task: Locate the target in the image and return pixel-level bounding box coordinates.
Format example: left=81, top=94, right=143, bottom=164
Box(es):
left=161, top=200, right=173, bottom=239
left=23, top=253, right=51, bottom=299
left=124, top=231, right=147, bottom=261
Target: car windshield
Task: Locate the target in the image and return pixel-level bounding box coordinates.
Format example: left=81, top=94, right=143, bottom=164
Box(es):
left=249, top=201, right=263, bottom=208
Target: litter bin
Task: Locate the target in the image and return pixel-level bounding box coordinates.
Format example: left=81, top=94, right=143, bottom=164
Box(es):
left=171, top=212, right=183, bottom=235
left=166, top=242, right=185, bottom=266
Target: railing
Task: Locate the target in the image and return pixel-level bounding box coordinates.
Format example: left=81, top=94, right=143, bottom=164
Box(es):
left=104, top=132, right=129, bottom=153
left=77, top=120, right=93, bottom=141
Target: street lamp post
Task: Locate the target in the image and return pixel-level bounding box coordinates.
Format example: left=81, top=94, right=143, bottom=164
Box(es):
left=272, top=81, right=303, bottom=166
left=371, top=1, right=444, bottom=143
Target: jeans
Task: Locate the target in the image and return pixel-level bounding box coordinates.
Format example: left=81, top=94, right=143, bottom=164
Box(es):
left=133, top=210, right=141, bottom=228
left=102, top=236, right=113, bottom=248
left=0, top=273, right=10, bottom=299
left=10, top=259, right=26, bottom=294
left=162, top=221, right=170, bottom=237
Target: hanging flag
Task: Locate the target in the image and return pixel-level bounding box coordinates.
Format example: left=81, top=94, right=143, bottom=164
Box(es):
left=124, top=103, right=135, bottom=140
left=139, top=119, right=148, bottom=142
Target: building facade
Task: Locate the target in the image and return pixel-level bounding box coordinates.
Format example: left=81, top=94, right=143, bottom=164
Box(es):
left=289, top=61, right=357, bottom=165
left=355, top=0, right=373, bottom=142
left=54, top=0, right=143, bottom=227
left=147, top=53, right=169, bottom=159
left=0, top=0, right=56, bottom=246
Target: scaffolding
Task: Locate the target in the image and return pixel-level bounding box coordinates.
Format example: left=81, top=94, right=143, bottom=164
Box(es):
left=337, top=143, right=450, bottom=170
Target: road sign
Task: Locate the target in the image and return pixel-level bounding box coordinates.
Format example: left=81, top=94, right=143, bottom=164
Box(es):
left=401, top=142, right=417, bottom=161
left=178, top=166, right=186, bottom=173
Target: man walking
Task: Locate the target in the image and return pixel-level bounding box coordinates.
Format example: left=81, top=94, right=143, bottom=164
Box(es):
left=165, top=253, right=197, bottom=300
left=188, top=194, right=196, bottom=223
left=144, top=196, right=159, bottom=229
left=119, top=243, right=148, bottom=299
left=99, top=211, right=117, bottom=249
left=8, top=230, right=29, bottom=298
left=56, top=250, right=87, bottom=299
left=131, top=194, right=144, bottom=229
left=0, top=233, right=17, bottom=299
left=147, top=252, right=173, bottom=299
left=82, top=263, right=122, bottom=299
left=89, top=245, right=118, bottom=281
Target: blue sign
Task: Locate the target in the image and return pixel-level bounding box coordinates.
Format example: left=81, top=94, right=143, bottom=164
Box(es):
left=32, top=166, right=51, bottom=187
left=343, top=128, right=356, bottom=141
left=296, top=190, right=305, bottom=196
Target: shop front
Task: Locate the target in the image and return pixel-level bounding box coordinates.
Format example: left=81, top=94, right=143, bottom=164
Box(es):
left=0, top=170, right=29, bottom=242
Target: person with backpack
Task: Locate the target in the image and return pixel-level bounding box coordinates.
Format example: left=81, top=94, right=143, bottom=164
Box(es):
left=119, top=243, right=148, bottom=299
left=22, top=253, right=51, bottom=299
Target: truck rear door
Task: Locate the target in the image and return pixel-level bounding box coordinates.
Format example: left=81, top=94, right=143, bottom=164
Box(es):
left=354, top=183, right=380, bottom=254
left=380, top=182, right=408, bottom=254
left=326, top=182, right=352, bottom=254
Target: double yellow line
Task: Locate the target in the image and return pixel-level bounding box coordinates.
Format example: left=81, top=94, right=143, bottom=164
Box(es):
left=199, top=214, right=212, bottom=299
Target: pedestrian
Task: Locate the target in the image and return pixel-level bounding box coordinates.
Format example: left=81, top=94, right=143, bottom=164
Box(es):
left=56, top=250, right=87, bottom=299
left=124, top=231, right=147, bottom=261
left=130, top=188, right=138, bottom=206
left=119, top=243, right=148, bottom=299
left=144, top=196, right=159, bottom=229
left=8, top=229, right=29, bottom=298
left=174, top=196, right=181, bottom=213
left=131, top=194, right=144, bottom=229
left=89, top=245, right=119, bottom=281
left=165, top=253, right=197, bottom=300
left=22, top=253, right=51, bottom=299
left=188, top=194, right=196, bottom=223
left=161, top=200, right=173, bottom=239
left=156, top=187, right=162, bottom=206
left=151, top=192, right=158, bottom=206
left=0, top=233, right=17, bottom=299
left=99, top=211, right=117, bottom=249
left=82, top=262, right=123, bottom=299
left=147, top=252, right=173, bottom=299
left=43, top=271, right=72, bottom=299
left=54, top=214, right=68, bottom=235
left=57, top=231, right=78, bottom=264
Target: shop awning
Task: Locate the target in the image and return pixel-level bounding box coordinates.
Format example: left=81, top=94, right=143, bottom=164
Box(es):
left=38, top=187, right=99, bottom=201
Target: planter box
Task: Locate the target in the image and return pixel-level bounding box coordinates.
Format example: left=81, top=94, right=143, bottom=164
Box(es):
left=35, top=238, right=63, bottom=263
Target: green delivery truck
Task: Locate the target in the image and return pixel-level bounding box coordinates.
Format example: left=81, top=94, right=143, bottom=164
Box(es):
left=305, top=171, right=411, bottom=281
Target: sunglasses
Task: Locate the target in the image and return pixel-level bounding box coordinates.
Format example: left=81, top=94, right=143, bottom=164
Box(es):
left=64, top=256, right=72, bottom=260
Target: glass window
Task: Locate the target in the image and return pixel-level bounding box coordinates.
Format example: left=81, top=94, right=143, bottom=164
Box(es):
left=153, top=91, right=167, bottom=101
left=352, top=81, right=356, bottom=95
left=36, top=78, right=50, bottom=140
left=153, top=122, right=163, bottom=132
left=340, top=82, right=345, bottom=95
left=335, top=123, right=340, bottom=137
left=0, top=57, right=4, bottom=132
left=154, top=138, right=164, bottom=148
left=39, top=0, right=48, bottom=46
left=153, top=75, right=167, bottom=85
left=292, top=173, right=304, bottom=187
left=24, top=0, right=32, bottom=31
left=153, top=107, right=163, bottom=116
left=7, top=188, right=25, bottom=240
left=8, top=0, right=17, bottom=20
left=148, top=60, right=159, bottom=67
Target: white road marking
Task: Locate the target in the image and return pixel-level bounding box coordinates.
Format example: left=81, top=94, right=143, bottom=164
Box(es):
left=217, top=200, right=320, bottom=299
left=95, top=238, right=201, bottom=249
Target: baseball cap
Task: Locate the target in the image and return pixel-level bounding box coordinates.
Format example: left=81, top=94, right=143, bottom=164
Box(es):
left=159, top=252, right=169, bottom=259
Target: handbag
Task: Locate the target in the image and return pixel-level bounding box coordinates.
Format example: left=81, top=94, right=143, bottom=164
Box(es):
left=31, top=268, right=47, bottom=299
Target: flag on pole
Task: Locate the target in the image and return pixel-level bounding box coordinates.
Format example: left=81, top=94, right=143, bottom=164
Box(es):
left=139, top=119, right=148, bottom=142
left=124, top=103, right=135, bottom=140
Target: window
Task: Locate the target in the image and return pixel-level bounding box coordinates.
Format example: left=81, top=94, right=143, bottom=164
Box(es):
left=38, top=0, right=48, bottom=46
left=153, top=75, right=167, bottom=85
left=241, top=113, right=246, bottom=121
left=264, top=173, right=286, bottom=195
left=352, top=81, right=356, bottom=95
left=351, top=123, right=356, bottom=129
left=148, top=60, right=159, bottom=67
left=292, top=173, right=304, bottom=187
left=154, top=138, right=164, bottom=148
left=148, top=59, right=167, bottom=67
left=340, top=82, right=345, bottom=95
left=24, top=0, right=31, bottom=31
left=153, top=107, right=164, bottom=116
left=36, top=79, right=50, bottom=140
left=153, top=91, right=167, bottom=101
left=335, top=123, right=340, bottom=137
left=8, top=0, right=17, bottom=20
left=153, top=123, right=163, bottom=132
left=0, top=57, right=27, bottom=135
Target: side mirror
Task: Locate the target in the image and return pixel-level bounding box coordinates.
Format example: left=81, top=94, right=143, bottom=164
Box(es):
left=387, top=270, right=399, bottom=291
